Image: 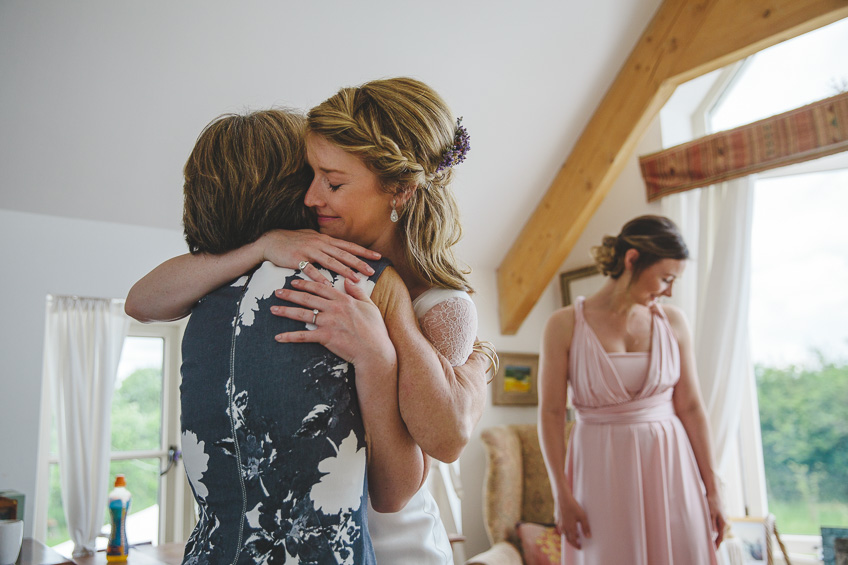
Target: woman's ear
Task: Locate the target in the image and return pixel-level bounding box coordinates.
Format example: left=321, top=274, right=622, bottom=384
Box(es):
left=624, top=248, right=640, bottom=271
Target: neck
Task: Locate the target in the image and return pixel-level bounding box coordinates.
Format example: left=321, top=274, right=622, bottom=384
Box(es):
left=594, top=277, right=638, bottom=316
left=369, top=228, right=431, bottom=299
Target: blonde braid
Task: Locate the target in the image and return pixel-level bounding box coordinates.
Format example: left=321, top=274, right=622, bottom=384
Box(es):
left=308, top=77, right=472, bottom=292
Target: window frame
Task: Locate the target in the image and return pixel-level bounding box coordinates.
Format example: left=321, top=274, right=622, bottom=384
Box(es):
left=45, top=318, right=193, bottom=547
left=677, top=55, right=848, bottom=564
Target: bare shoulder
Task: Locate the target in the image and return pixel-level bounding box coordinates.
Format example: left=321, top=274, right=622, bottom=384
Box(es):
left=545, top=305, right=576, bottom=340
left=658, top=303, right=692, bottom=343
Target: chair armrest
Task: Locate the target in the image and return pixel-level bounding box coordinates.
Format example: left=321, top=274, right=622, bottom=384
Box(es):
left=464, top=541, right=523, bottom=565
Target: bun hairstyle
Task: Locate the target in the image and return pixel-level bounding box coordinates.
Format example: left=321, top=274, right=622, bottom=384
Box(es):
left=307, top=77, right=471, bottom=292
left=183, top=109, right=314, bottom=255
left=590, top=215, right=689, bottom=280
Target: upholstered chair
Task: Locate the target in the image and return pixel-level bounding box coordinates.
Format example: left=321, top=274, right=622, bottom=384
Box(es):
left=465, top=423, right=572, bottom=565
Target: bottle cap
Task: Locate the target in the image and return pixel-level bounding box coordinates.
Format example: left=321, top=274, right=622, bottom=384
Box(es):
left=114, top=474, right=126, bottom=487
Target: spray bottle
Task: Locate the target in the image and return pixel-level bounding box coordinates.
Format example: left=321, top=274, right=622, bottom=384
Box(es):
left=106, top=474, right=131, bottom=561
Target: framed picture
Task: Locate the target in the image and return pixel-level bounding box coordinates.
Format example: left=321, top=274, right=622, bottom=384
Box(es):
left=822, top=527, right=848, bottom=565
left=727, top=517, right=769, bottom=564
left=559, top=265, right=604, bottom=307
left=492, top=352, right=539, bottom=406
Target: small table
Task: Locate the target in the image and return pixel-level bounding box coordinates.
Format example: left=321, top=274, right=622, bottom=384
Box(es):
left=16, top=539, right=74, bottom=565
left=16, top=539, right=184, bottom=565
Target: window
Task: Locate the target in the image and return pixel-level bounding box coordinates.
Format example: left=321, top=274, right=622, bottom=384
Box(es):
left=661, top=17, right=848, bottom=562
left=708, top=19, right=848, bottom=553
left=48, top=320, right=192, bottom=553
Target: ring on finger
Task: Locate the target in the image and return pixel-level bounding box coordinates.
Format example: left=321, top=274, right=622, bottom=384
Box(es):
left=298, top=260, right=309, bottom=271
left=311, top=309, right=319, bottom=325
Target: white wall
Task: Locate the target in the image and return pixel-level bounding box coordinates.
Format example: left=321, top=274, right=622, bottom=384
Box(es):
left=460, top=117, right=664, bottom=559
left=0, top=209, right=185, bottom=537
left=0, top=119, right=663, bottom=551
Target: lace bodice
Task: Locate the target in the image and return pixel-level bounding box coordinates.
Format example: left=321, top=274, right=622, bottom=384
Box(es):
left=412, top=288, right=477, bottom=367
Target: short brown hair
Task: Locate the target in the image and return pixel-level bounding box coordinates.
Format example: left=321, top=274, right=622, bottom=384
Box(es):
left=183, top=109, right=314, bottom=254
left=591, top=215, right=689, bottom=280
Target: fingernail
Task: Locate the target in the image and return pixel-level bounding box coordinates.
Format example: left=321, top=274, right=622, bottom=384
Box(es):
left=271, top=306, right=279, bottom=314
left=292, top=280, right=302, bottom=287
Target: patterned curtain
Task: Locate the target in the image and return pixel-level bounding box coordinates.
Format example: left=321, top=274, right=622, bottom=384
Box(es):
left=641, top=91, right=848, bottom=201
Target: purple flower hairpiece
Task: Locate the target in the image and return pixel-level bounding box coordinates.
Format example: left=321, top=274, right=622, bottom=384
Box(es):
left=435, top=117, right=470, bottom=173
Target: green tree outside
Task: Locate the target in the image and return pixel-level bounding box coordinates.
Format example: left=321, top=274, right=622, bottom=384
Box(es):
left=756, top=357, right=848, bottom=535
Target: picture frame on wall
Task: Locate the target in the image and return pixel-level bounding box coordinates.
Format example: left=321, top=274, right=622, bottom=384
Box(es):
left=559, top=265, right=605, bottom=307
left=492, top=352, right=539, bottom=406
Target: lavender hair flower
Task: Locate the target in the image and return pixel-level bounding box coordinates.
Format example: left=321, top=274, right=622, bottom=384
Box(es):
left=435, top=117, right=471, bottom=173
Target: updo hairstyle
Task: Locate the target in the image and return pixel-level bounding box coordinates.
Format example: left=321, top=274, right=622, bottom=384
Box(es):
left=183, top=109, right=314, bottom=255
left=307, top=77, right=471, bottom=292
left=590, top=215, right=689, bottom=280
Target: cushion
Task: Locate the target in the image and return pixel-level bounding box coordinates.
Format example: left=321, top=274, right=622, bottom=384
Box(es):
left=516, top=522, right=561, bottom=565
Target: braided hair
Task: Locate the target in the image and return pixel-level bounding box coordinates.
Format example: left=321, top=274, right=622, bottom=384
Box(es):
left=307, top=77, right=471, bottom=292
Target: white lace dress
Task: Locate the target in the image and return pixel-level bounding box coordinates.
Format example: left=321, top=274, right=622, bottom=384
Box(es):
left=367, top=288, right=478, bottom=565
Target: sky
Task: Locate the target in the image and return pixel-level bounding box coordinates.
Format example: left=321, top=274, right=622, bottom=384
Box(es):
left=711, top=18, right=848, bottom=368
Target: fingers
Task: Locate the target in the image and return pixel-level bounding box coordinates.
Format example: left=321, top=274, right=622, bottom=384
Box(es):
left=563, top=529, right=582, bottom=550
left=343, top=278, right=370, bottom=301
left=275, top=329, right=324, bottom=344
left=270, top=305, right=317, bottom=325
left=319, top=250, right=376, bottom=282
left=301, top=263, right=333, bottom=286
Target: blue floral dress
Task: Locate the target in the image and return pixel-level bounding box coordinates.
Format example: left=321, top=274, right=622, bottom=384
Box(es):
left=179, top=259, right=389, bottom=565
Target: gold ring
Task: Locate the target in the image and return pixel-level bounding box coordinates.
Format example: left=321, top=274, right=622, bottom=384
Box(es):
left=298, top=260, right=309, bottom=271
left=311, top=309, right=319, bottom=325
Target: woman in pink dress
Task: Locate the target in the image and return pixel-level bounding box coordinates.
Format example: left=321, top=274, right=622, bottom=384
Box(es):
left=538, top=215, right=726, bottom=565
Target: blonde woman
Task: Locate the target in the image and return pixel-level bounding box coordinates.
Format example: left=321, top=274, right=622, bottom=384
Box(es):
left=127, top=78, right=492, bottom=564
left=538, top=215, right=725, bottom=565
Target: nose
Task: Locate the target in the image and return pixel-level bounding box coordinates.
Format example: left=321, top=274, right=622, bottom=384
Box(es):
left=663, top=283, right=673, bottom=298
left=304, top=177, right=323, bottom=208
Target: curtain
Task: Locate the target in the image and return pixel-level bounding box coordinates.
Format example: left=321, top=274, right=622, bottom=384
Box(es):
left=40, top=296, right=129, bottom=556
left=643, top=91, right=848, bottom=200
left=661, top=176, right=758, bottom=475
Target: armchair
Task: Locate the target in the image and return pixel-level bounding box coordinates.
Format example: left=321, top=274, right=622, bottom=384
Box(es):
left=466, top=423, right=572, bottom=565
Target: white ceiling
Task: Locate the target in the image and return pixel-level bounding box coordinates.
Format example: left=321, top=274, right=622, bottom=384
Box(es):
left=0, top=0, right=663, bottom=270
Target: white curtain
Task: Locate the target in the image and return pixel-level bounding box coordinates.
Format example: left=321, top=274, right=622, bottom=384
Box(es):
left=661, top=176, right=755, bottom=471
left=39, top=296, right=129, bottom=557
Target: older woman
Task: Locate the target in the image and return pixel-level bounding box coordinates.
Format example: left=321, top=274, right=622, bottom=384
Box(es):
left=127, top=78, right=494, bottom=564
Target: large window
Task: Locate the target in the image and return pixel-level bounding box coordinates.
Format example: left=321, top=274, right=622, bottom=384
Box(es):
left=48, top=320, right=191, bottom=553
left=708, top=18, right=848, bottom=546
left=660, top=16, right=848, bottom=563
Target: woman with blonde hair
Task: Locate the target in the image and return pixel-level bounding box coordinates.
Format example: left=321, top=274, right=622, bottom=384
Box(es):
left=538, top=215, right=725, bottom=564
left=127, top=77, right=492, bottom=564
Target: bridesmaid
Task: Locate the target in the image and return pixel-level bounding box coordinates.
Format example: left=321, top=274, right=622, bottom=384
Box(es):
left=538, top=215, right=725, bottom=565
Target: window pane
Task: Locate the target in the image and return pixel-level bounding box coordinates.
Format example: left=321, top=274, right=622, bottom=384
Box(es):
left=113, top=336, right=164, bottom=452
left=107, top=458, right=160, bottom=545
left=710, top=18, right=848, bottom=131
left=50, top=458, right=161, bottom=552
left=46, top=463, right=68, bottom=547
left=751, top=169, right=848, bottom=535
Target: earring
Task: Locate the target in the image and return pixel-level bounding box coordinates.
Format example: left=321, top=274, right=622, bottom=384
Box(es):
left=390, top=198, right=399, bottom=223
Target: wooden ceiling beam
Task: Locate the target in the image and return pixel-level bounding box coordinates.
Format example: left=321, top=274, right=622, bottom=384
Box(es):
left=496, top=0, right=848, bottom=334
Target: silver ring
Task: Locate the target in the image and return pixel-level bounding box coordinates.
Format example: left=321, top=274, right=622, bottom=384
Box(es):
left=298, top=260, right=309, bottom=271
left=311, top=309, right=319, bottom=325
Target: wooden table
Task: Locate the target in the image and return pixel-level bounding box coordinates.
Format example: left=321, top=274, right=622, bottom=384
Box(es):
left=16, top=539, right=184, bottom=565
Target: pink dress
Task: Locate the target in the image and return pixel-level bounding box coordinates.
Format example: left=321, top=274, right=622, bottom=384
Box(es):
left=563, top=297, right=717, bottom=565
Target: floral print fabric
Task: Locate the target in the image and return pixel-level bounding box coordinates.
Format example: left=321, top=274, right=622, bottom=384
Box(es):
left=179, top=260, right=388, bottom=564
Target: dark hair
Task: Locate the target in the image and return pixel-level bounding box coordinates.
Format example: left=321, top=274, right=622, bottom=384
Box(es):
left=590, top=215, right=689, bottom=280
left=183, top=109, right=315, bottom=255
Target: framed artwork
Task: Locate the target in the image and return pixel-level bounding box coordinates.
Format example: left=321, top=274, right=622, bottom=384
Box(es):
left=822, top=527, right=848, bottom=565
left=559, top=265, right=604, bottom=307
left=492, top=352, right=539, bottom=406
left=727, top=517, right=769, bottom=564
